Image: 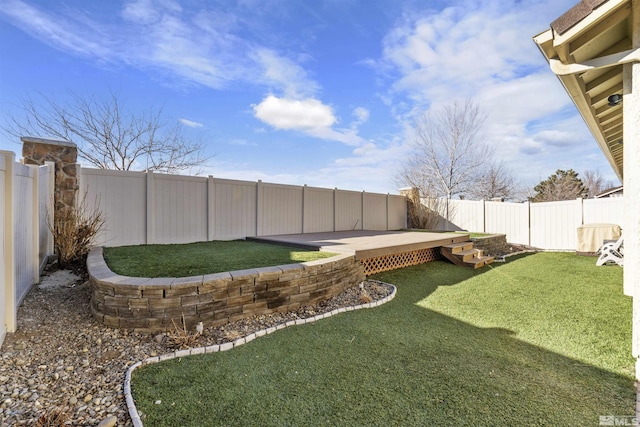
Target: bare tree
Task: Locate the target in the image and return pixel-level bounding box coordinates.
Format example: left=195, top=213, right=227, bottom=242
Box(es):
left=467, top=161, right=520, bottom=201
left=3, top=90, right=208, bottom=173
left=582, top=169, right=615, bottom=198
left=399, top=100, right=493, bottom=224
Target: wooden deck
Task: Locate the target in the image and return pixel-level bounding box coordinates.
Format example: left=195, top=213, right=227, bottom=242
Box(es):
left=250, top=230, right=471, bottom=274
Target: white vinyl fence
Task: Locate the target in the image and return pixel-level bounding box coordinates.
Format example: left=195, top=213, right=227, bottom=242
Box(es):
left=1, top=151, right=54, bottom=345
left=80, top=168, right=408, bottom=247
left=443, top=198, right=623, bottom=250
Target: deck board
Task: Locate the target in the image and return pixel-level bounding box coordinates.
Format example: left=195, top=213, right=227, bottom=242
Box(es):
left=250, top=230, right=470, bottom=261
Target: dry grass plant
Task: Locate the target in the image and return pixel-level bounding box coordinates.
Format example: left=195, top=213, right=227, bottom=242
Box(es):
left=35, top=407, right=69, bottom=427
left=48, top=192, right=105, bottom=268
left=167, top=315, right=202, bottom=350
left=359, top=288, right=373, bottom=304
left=406, top=188, right=447, bottom=230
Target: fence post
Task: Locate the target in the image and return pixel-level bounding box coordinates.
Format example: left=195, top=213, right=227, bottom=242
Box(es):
left=45, top=162, right=55, bottom=257
left=30, top=165, right=39, bottom=284
left=526, top=201, right=531, bottom=246
left=302, top=184, right=307, bottom=234
left=256, top=180, right=263, bottom=236
left=2, top=151, right=16, bottom=333
left=361, top=191, right=365, bottom=230
left=333, top=187, right=338, bottom=231
left=482, top=199, right=487, bottom=233
left=207, top=176, right=215, bottom=241
left=386, top=194, right=390, bottom=231
left=146, top=171, right=155, bottom=244
left=578, top=197, right=584, bottom=225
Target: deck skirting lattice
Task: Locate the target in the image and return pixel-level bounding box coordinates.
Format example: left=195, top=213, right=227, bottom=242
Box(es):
left=360, top=247, right=441, bottom=275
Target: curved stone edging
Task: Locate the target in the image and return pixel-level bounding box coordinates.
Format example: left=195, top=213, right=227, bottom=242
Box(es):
left=123, top=280, right=397, bottom=427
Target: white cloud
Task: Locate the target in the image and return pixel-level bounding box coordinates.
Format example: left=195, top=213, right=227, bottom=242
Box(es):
left=0, top=0, right=113, bottom=58
left=179, top=118, right=204, bottom=128
left=351, top=107, right=370, bottom=128
left=0, top=0, right=322, bottom=95
left=375, top=0, right=595, bottom=188
left=253, top=95, right=335, bottom=130
left=121, top=0, right=161, bottom=24
left=252, top=95, right=367, bottom=146
left=253, top=49, right=319, bottom=98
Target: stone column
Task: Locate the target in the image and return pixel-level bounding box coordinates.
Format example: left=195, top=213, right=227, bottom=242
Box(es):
left=21, top=136, right=78, bottom=218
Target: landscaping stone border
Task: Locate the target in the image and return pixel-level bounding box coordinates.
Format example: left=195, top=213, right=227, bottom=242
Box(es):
left=87, top=247, right=366, bottom=332
left=122, top=280, right=397, bottom=427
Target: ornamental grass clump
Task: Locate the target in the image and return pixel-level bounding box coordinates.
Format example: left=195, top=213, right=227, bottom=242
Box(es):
left=48, top=193, right=105, bottom=268
left=167, top=316, right=202, bottom=350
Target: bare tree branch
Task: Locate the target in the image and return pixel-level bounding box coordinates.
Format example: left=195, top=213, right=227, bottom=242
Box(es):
left=2, top=90, right=210, bottom=173
left=398, top=100, right=520, bottom=225
left=582, top=169, right=615, bottom=198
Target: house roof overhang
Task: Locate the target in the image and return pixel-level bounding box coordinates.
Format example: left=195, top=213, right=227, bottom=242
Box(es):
left=533, top=0, right=637, bottom=182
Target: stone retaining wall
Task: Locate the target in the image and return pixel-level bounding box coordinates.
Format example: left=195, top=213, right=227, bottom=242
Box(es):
left=471, top=234, right=509, bottom=256
left=87, top=247, right=365, bottom=332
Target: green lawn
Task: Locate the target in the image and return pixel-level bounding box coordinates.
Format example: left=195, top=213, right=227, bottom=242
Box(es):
left=131, top=253, right=633, bottom=426
left=103, top=240, right=337, bottom=277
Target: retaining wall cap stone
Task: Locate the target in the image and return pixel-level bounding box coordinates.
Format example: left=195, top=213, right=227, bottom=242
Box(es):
left=256, top=266, right=284, bottom=278
left=302, top=253, right=353, bottom=268
left=229, top=268, right=260, bottom=280
left=117, top=277, right=154, bottom=286
left=202, top=272, right=232, bottom=283
left=277, top=263, right=305, bottom=274
left=171, top=275, right=204, bottom=288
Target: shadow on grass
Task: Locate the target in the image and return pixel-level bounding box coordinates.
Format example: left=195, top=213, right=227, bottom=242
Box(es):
left=132, top=255, right=634, bottom=427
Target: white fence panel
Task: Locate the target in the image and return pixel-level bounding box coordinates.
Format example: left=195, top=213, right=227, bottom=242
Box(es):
left=0, top=154, right=7, bottom=345
left=212, top=178, right=257, bottom=240
left=80, top=169, right=407, bottom=244
left=14, top=163, right=37, bottom=306
left=485, top=201, right=530, bottom=245
left=583, top=197, right=624, bottom=225
left=388, top=195, right=407, bottom=230
left=153, top=174, right=208, bottom=244
left=303, top=186, right=334, bottom=233
left=335, top=190, right=362, bottom=231
left=82, top=169, right=147, bottom=247
left=363, top=193, right=387, bottom=230
left=530, top=200, right=582, bottom=250
left=259, top=182, right=303, bottom=236
left=447, top=200, right=484, bottom=232
left=1, top=152, right=53, bottom=346
left=447, top=197, right=626, bottom=249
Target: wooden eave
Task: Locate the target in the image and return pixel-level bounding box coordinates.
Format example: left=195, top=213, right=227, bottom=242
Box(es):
left=533, top=0, right=634, bottom=181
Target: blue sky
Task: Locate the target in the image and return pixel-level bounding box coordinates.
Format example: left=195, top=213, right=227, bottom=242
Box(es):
left=0, top=0, right=620, bottom=194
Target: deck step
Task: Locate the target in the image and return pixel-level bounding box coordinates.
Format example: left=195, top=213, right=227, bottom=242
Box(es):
left=456, top=249, right=483, bottom=262
left=440, top=241, right=494, bottom=269
left=441, top=242, right=474, bottom=254
left=465, top=255, right=495, bottom=269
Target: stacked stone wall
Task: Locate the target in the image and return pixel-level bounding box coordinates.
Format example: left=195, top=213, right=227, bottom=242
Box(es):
left=87, top=248, right=366, bottom=332
left=472, top=234, right=509, bottom=256
left=21, top=136, right=78, bottom=216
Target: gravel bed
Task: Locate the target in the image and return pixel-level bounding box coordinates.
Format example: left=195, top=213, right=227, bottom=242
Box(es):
left=0, top=263, right=393, bottom=427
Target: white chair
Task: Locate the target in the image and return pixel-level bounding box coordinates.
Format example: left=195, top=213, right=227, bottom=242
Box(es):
left=596, top=236, right=624, bottom=267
